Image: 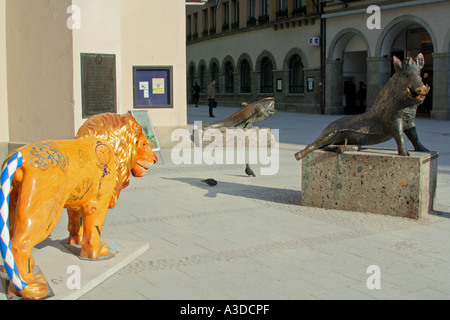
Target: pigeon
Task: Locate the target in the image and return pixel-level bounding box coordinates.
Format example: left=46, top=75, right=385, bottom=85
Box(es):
left=245, top=164, right=256, bottom=177
left=201, top=178, right=217, bottom=186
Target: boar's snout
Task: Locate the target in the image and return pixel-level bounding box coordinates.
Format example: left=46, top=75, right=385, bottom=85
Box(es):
left=415, top=84, right=430, bottom=96
left=407, top=84, right=429, bottom=102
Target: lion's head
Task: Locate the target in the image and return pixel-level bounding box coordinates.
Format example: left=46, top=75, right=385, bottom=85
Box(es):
left=75, top=113, right=157, bottom=207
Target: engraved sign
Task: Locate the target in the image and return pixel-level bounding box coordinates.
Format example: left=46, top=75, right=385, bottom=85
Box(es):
left=81, top=53, right=117, bottom=117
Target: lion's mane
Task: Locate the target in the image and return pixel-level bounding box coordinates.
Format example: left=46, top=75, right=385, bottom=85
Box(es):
left=75, top=113, right=143, bottom=207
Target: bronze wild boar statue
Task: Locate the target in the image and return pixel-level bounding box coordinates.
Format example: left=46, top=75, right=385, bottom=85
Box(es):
left=295, top=53, right=430, bottom=160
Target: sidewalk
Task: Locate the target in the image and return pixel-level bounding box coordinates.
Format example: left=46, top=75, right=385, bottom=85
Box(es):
left=63, top=103, right=450, bottom=299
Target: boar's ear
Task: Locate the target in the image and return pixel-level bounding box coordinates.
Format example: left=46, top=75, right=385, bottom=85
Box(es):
left=393, top=56, right=402, bottom=73
left=415, top=53, right=425, bottom=70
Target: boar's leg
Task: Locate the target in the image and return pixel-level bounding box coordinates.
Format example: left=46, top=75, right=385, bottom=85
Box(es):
left=404, top=127, right=429, bottom=152
left=392, top=120, right=410, bottom=156
left=295, top=129, right=341, bottom=160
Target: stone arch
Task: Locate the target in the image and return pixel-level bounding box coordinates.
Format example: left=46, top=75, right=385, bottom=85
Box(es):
left=328, top=28, right=371, bottom=60
left=236, top=53, right=253, bottom=94
left=221, top=55, right=236, bottom=73
left=283, top=47, right=309, bottom=69
left=236, top=53, right=254, bottom=71
left=221, top=56, right=236, bottom=93
left=208, top=58, right=220, bottom=80
left=376, top=15, right=438, bottom=57
left=375, top=15, right=439, bottom=116
left=187, top=61, right=196, bottom=75
left=255, top=50, right=277, bottom=71
left=197, top=59, right=208, bottom=92
left=187, top=61, right=197, bottom=102
left=208, top=57, right=220, bottom=75
left=443, top=27, right=450, bottom=53
left=325, top=28, right=369, bottom=115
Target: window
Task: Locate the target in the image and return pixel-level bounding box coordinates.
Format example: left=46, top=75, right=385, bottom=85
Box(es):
left=240, top=60, right=251, bottom=93
left=209, top=6, right=216, bottom=34
left=261, top=0, right=268, bottom=16
left=225, top=62, right=234, bottom=93
left=294, top=0, right=307, bottom=14
left=211, top=63, right=219, bottom=92
left=295, top=0, right=306, bottom=8
left=187, top=15, right=191, bottom=35
left=199, top=65, right=206, bottom=93
left=203, top=9, right=208, bottom=33
left=279, top=0, right=288, bottom=10
left=234, top=0, right=240, bottom=23
left=249, top=0, right=255, bottom=17
left=193, top=13, right=198, bottom=34
left=210, top=7, right=216, bottom=28
left=260, top=58, right=273, bottom=93
left=222, top=2, right=230, bottom=31
left=289, top=55, right=304, bottom=93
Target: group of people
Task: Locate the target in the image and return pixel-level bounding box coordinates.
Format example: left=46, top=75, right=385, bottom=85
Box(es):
left=191, top=80, right=216, bottom=117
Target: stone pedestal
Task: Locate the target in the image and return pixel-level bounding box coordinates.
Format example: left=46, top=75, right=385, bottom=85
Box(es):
left=0, top=238, right=149, bottom=300
left=301, top=148, right=438, bottom=219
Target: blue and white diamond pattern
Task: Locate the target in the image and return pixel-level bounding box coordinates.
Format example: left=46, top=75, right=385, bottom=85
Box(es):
left=0, top=151, right=27, bottom=291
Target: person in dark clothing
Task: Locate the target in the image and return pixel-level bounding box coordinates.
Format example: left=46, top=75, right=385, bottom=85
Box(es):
left=344, top=80, right=357, bottom=114
left=357, top=81, right=367, bottom=113
left=422, top=73, right=432, bottom=114
left=207, top=80, right=216, bottom=117
left=192, top=82, right=200, bottom=108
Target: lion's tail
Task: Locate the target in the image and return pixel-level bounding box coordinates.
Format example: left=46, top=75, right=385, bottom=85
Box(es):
left=0, top=151, right=28, bottom=291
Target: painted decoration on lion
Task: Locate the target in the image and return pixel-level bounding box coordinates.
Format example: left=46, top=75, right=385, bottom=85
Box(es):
left=0, top=113, right=157, bottom=299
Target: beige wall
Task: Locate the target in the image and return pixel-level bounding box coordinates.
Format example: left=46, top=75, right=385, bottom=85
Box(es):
left=0, top=0, right=8, bottom=143
left=187, top=25, right=321, bottom=71
left=6, top=0, right=74, bottom=143
left=1, top=0, right=186, bottom=153
left=120, top=0, right=187, bottom=142
left=72, top=0, right=187, bottom=146
left=72, top=0, right=122, bottom=131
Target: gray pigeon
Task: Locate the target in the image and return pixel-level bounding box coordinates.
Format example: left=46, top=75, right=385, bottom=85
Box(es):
left=201, top=178, right=217, bottom=186
left=245, top=164, right=255, bottom=177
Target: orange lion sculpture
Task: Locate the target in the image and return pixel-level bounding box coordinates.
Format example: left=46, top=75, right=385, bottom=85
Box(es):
left=0, top=112, right=157, bottom=299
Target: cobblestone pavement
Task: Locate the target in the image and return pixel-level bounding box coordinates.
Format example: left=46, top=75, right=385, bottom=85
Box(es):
left=56, top=103, right=450, bottom=300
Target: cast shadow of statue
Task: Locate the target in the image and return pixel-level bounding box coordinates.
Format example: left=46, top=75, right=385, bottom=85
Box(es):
left=34, top=237, right=73, bottom=254
left=161, top=177, right=301, bottom=206
left=430, top=211, right=450, bottom=219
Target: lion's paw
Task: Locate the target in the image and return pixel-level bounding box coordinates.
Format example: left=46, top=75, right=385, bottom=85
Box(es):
left=80, top=241, right=110, bottom=259
left=8, top=271, right=48, bottom=300
left=99, top=241, right=110, bottom=256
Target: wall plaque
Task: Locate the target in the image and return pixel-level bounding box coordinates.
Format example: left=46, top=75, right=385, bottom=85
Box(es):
left=81, top=53, right=117, bottom=118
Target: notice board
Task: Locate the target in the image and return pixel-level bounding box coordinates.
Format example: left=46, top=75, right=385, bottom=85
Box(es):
left=133, top=66, right=173, bottom=108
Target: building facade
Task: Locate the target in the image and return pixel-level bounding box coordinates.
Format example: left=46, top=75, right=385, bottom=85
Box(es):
left=186, top=0, right=450, bottom=120
left=1, top=0, right=188, bottom=163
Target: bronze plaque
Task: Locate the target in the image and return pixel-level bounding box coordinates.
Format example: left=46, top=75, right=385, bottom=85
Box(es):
left=81, top=53, right=117, bottom=117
